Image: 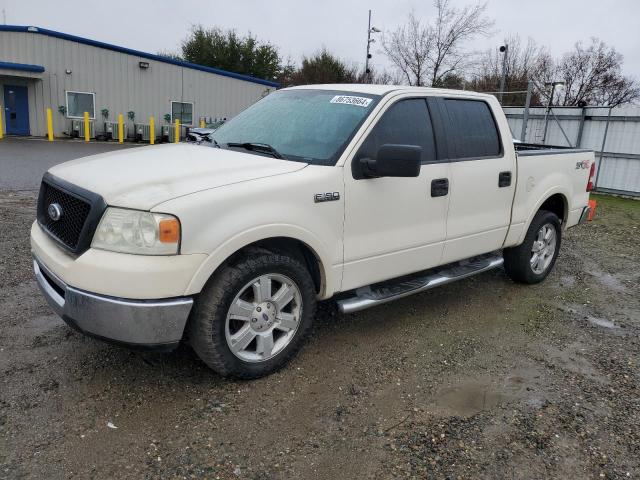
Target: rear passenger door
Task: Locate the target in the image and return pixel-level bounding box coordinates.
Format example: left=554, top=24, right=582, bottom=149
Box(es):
left=431, top=97, right=515, bottom=263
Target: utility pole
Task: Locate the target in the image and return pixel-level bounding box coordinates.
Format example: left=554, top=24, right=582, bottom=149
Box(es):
left=498, top=44, right=508, bottom=104
left=365, top=10, right=380, bottom=83
left=2, top=9, right=6, bottom=25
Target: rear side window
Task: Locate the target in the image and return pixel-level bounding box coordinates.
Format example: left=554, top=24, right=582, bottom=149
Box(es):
left=357, top=98, right=437, bottom=163
left=444, top=99, right=501, bottom=159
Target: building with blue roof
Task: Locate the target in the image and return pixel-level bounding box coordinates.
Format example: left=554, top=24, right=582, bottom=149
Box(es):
left=0, top=25, right=278, bottom=137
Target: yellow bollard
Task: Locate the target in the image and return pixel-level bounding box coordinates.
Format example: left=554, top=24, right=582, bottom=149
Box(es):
left=174, top=119, right=180, bottom=143
left=46, top=108, right=54, bottom=141
left=199, top=118, right=205, bottom=128
left=149, top=116, right=155, bottom=145
left=118, top=113, right=124, bottom=144
left=0, top=105, right=4, bottom=140
left=83, top=111, right=90, bottom=142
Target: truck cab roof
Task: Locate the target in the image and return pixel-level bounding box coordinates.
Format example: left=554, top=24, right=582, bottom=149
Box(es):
left=286, top=83, right=495, bottom=100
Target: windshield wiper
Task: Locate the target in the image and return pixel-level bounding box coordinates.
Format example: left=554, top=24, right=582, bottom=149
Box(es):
left=204, top=133, right=220, bottom=147
left=226, top=142, right=284, bottom=159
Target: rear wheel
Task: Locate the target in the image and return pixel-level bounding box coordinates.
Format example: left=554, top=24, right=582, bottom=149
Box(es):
left=504, top=210, right=561, bottom=284
left=189, top=251, right=316, bottom=379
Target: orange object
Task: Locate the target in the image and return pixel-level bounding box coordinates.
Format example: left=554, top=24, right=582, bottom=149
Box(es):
left=159, top=218, right=180, bottom=243
left=588, top=199, right=597, bottom=221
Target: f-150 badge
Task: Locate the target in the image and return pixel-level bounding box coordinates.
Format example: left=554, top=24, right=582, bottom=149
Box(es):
left=314, top=192, right=340, bottom=203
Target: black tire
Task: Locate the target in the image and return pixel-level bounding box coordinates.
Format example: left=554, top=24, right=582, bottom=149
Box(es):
left=188, top=250, right=316, bottom=379
left=503, top=210, right=562, bottom=284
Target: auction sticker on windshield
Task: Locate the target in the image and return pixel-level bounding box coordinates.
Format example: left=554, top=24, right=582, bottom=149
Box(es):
left=330, top=95, right=373, bottom=107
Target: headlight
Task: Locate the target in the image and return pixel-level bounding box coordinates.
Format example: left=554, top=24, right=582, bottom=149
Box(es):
left=91, top=207, right=181, bottom=255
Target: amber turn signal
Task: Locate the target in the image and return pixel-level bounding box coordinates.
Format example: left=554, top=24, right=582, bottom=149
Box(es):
left=159, top=218, right=180, bottom=243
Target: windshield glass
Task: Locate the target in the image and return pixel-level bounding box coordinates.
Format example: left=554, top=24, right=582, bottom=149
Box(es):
left=211, top=89, right=380, bottom=165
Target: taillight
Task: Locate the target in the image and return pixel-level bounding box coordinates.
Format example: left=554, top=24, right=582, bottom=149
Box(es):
left=586, top=161, right=596, bottom=192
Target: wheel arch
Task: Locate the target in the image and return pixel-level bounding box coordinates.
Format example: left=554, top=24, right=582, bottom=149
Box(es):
left=186, top=228, right=335, bottom=299
left=538, top=193, right=568, bottom=225
left=515, top=189, right=569, bottom=246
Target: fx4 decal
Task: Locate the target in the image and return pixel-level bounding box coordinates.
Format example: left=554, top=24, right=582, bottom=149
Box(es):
left=575, top=160, right=590, bottom=169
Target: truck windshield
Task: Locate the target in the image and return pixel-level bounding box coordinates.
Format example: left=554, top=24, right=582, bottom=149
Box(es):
left=210, top=89, right=380, bottom=165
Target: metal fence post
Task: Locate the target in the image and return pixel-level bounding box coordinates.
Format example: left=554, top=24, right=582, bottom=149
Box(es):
left=520, top=80, right=532, bottom=142
left=594, top=106, right=612, bottom=190
left=575, top=106, right=587, bottom=147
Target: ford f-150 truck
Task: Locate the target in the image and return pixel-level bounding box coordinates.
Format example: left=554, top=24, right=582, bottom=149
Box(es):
left=31, top=84, right=595, bottom=378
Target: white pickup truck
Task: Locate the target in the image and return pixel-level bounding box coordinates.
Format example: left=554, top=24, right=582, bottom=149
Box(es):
left=32, top=84, right=594, bottom=378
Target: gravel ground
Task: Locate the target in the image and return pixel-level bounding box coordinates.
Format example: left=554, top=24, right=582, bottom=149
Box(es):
left=0, top=192, right=638, bottom=479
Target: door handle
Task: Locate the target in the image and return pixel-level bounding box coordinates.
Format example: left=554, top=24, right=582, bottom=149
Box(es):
left=431, top=178, right=449, bottom=197
left=499, top=171, right=512, bottom=187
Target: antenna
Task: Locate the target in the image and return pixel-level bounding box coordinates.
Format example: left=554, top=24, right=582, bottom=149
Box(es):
left=2, top=9, right=6, bottom=25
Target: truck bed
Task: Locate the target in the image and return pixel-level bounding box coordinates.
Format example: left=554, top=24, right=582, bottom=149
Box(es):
left=514, top=142, right=592, bottom=156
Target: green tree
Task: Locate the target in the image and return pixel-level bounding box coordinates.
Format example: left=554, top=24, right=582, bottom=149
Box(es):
left=181, top=26, right=281, bottom=81
left=289, top=49, right=358, bottom=86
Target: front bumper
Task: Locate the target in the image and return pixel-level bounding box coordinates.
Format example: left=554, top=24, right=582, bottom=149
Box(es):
left=34, top=257, right=193, bottom=350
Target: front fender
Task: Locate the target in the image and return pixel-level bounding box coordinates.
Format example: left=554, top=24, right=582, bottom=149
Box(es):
left=184, top=224, right=339, bottom=299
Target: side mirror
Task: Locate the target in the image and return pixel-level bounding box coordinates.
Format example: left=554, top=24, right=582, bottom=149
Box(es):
left=359, top=144, right=422, bottom=178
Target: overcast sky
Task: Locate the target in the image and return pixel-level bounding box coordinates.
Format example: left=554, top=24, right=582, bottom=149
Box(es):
left=2, top=0, right=639, bottom=81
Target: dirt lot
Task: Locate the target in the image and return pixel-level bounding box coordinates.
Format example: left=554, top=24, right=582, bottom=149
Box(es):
left=0, top=191, right=638, bottom=479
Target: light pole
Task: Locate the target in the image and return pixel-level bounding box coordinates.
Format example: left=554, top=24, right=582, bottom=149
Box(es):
left=498, top=44, right=508, bottom=104
left=365, top=10, right=381, bottom=83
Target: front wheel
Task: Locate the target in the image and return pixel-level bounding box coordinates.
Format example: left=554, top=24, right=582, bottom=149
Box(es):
left=503, top=210, right=562, bottom=284
left=188, top=251, right=316, bottom=379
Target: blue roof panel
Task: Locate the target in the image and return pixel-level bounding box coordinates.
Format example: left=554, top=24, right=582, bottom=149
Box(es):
left=0, top=60, right=45, bottom=73
left=0, top=25, right=279, bottom=88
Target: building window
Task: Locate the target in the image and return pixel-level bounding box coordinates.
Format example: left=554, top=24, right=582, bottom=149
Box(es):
left=171, top=101, right=193, bottom=125
left=65, top=91, right=96, bottom=119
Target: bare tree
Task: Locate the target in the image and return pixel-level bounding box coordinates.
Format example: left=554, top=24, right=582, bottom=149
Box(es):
left=472, top=35, right=552, bottom=105
left=381, top=13, right=433, bottom=86
left=471, top=36, right=639, bottom=107
left=429, top=0, right=494, bottom=85
left=382, top=0, right=493, bottom=86
left=555, top=39, right=639, bottom=107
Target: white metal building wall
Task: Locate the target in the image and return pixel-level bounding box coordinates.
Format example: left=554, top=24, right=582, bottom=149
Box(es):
left=504, top=106, right=640, bottom=196
left=0, top=29, right=275, bottom=137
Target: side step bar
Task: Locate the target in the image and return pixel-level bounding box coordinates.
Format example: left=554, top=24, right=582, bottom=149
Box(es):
left=337, top=253, right=504, bottom=314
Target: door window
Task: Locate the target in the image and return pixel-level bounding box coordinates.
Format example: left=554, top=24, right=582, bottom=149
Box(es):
left=357, top=98, right=437, bottom=164
left=443, top=99, right=501, bottom=159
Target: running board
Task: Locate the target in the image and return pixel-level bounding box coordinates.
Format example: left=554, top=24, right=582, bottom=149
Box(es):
left=337, top=253, right=504, bottom=314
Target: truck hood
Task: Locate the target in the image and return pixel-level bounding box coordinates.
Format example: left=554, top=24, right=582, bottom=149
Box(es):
left=48, top=143, right=307, bottom=210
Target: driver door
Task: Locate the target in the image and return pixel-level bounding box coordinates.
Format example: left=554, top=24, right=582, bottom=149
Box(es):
left=342, top=97, right=450, bottom=291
